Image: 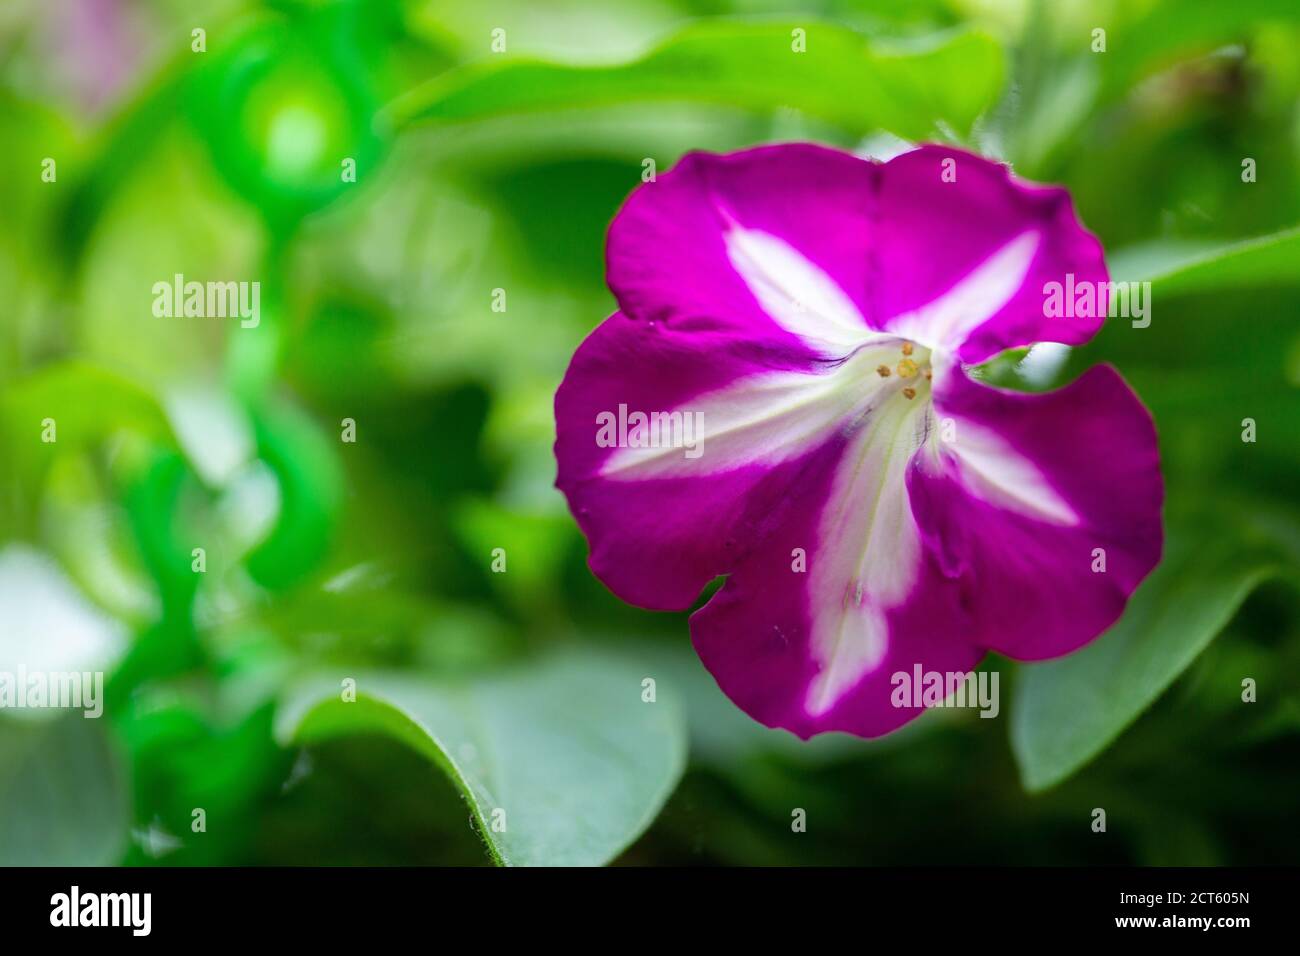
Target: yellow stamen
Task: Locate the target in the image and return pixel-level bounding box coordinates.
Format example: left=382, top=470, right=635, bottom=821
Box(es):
left=896, top=358, right=919, bottom=379
left=901, top=342, right=914, bottom=356
left=876, top=365, right=891, bottom=377
left=902, top=387, right=916, bottom=400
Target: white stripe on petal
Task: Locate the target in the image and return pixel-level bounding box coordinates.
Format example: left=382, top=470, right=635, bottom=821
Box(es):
left=599, top=345, right=900, bottom=480
left=942, top=417, right=1078, bottom=525
left=725, top=226, right=875, bottom=357
left=805, top=392, right=928, bottom=716
left=806, top=604, right=891, bottom=717
left=887, top=230, right=1040, bottom=352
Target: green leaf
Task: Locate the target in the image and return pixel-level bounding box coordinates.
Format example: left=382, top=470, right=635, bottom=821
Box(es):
left=1011, top=520, right=1285, bottom=793
left=391, top=21, right=1005, bottom=141
left=1110, top=226, right=1300, bottom=297
left=0, top=361, right=173, bottom=461
left=451, top=497, right=575, bottom=611
left=245, top=401, right=345, bottom=591
left=276, top=649, right=687, bottom=866
left=1097, top=0, right=1300, bottom=103
left=0, top=714, right=129, bottom=865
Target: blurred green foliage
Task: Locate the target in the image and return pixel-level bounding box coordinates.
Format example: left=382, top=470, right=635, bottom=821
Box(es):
left=0, top=0, right=1298, bottom=866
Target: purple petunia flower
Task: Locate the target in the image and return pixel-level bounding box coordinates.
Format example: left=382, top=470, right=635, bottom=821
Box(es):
left=554, top=143, right=1163, bottom=739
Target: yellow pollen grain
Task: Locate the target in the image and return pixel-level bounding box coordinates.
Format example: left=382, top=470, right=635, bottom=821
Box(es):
left=876, top=365, right=891, bottom=377
left=902, top=387, right=916, bottom=400
left=896, top=358, right=919, bottom=379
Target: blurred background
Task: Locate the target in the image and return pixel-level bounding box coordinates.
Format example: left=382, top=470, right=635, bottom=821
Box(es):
left=1, top=0, right=1298, bottom=866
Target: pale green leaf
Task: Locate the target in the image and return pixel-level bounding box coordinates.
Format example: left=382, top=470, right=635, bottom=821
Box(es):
left=391, top=21, right=1005, bottom=141
left=276, top=649, right=686, bottom=866
left=1110, top=227, right=1300, bottom=297
left=1011, top=525, right=1283, bottom=793
left=0, top=714, right=129, bottom=866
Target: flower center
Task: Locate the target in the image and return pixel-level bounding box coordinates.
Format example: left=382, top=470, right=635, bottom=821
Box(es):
left=873, top=339, right=933, bottom=402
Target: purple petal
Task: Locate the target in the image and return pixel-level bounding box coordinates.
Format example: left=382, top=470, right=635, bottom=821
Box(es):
left=873, top=145, right=1109, bottom=363
left=606, top=144, right=880, bottom=361
left=690, top=430, right=984, bottom=739
left=907, top=364, right=1164, bottom=660
left=606, top=143, right=1109, bottom=365
left=554, top=310, right=862, bottom=610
